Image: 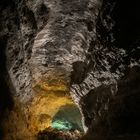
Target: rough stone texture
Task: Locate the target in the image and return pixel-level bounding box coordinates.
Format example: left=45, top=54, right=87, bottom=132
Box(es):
left=0, top=0, right=140, bottom=139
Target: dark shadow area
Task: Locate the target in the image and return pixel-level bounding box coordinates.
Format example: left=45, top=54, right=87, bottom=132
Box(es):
left=109, top=66, right=140, bottom=135
left=71, top=61, right=87, bottom=84
left=0, top=0, right=15, bottom=12
left=0, top=35, right=14, bottom=139
left=113, top=0, right=140, bottom=50
left=80, top=66, right=140, bottom=139
left=97, top=0, right=140, bottom=52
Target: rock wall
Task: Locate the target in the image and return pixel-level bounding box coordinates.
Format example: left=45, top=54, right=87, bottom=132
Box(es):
left=0, top=0, right=140, bottom=139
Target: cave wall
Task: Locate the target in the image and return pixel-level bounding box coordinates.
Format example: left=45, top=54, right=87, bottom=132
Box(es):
left=0, top=0, right=140, bottom=139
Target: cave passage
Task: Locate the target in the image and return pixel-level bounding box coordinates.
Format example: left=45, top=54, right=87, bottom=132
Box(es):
left=51, top=104, right=84, bottom=132
left=28, top=76, right=84, bottom=140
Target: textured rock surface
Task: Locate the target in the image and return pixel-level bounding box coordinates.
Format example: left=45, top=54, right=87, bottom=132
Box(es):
left=0, top=0, right=140, bottom=139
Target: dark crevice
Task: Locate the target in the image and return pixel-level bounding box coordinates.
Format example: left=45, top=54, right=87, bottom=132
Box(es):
left=21, top=5, right=37, bottom=30
left=70, top=61, right=87, bottom=84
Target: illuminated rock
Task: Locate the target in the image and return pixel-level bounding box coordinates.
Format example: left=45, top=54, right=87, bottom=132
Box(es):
left=28, top=75, right=83, bottom=135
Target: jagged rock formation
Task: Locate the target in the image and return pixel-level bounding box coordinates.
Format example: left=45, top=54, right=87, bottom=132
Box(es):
left=0, top=0, right=140, bottom=140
